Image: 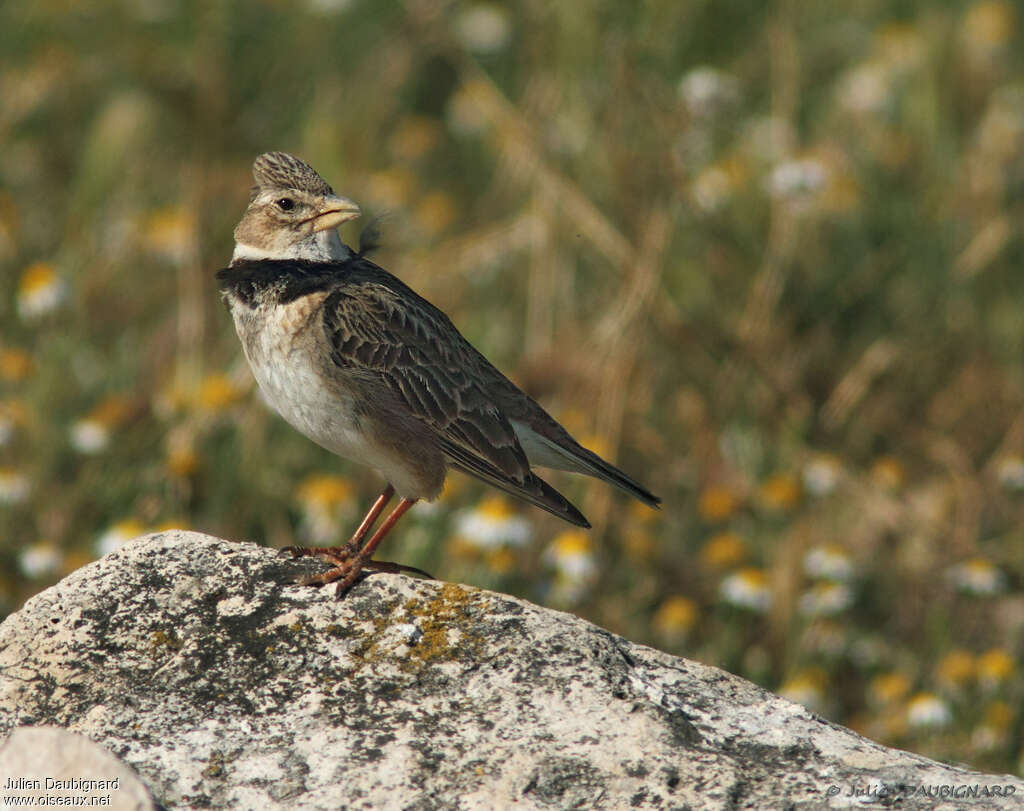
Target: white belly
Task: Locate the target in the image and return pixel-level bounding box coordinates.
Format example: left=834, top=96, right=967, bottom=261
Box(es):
left=231, top=301, right=432, bottom=498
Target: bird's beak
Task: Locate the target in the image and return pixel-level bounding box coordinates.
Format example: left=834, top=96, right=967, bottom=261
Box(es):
left=311, top=195, right=361, bottom=232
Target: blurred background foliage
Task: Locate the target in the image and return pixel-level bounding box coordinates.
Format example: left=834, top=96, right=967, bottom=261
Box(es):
left=2, top=0, right=1023, bottom=773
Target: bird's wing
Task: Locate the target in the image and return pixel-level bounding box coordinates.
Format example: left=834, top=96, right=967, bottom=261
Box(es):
left=321, top=271, right=589, bottom=527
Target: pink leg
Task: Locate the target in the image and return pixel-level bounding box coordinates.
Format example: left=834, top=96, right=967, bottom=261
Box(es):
left=283, top=484, right=395, bottom=564
left=313, top=498, right=419, bottom=596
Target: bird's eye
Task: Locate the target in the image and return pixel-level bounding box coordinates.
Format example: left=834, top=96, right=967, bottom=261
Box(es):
left=275, top=198, right=295, bottom=211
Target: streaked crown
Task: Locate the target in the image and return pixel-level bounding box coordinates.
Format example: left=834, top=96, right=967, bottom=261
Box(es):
left=251, top=152, right=335, bottom=199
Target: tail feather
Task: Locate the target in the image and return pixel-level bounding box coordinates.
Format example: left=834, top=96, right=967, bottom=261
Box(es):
left=511, top=419, right=661, bottom=508
left=448, top=460, right=591, bottom=527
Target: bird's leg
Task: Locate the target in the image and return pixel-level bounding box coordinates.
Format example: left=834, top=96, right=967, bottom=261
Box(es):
left=283, top=484, right=395, bottom=565
left=306, top=498, right=419, bottom=597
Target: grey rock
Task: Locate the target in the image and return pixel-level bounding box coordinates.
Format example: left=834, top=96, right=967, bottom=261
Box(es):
left=0, top=726, right=155, bottom=810
left=0, top=530, right=1018, bottom=810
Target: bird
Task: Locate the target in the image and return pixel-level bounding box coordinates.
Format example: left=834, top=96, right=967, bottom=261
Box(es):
left=217, top=151, right=660, bottom=595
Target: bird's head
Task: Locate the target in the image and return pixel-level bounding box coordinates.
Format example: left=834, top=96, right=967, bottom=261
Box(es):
left=231, top=152, right=361, bottom=262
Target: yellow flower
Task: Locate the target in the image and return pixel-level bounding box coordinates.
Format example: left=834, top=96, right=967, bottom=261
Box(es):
left=486, top=546, right=517, bottom=575
left=365, top=168, right=417, bottom=208
left=295, top=474, right=356, bottom=545
left=143, top=206, right=196, bottom=263
left=963, top=1, right=1016, bottom=54
left=868, top=672, right=911, bottom=706
left=870, top=456, right=905, bottom=490
left=936, top=649, right=976, bottom=690
left=778, top=668, right=827, bottom=712
left=983, top=700, right=1013, bottom=730
left=625, top=499, right=658, bottom=526
left=153, top=519, right=189, bottom=532
left=166, top=444, right=199, bottom=477
left=388, top=116, right=441, bottom=162
left=652, top=596, right=698, bottom=641
left=758, top=472, right=801, bottom=512
left=414, top=192, right=458, bottom=237
left=580, top=434, right=611, bottom=462
left=622, top=529, right=656, bottom=562
left=196, top=373, right=246, bottom=411
left=17, top=261, right=67, bottom=319
left=0, top=348, right=33, bottom=382
left=296, top=474, right=354, bottom=509
left=720, top=568, right=771, bottom=612
left=700, top=532, right=746, bottom=570
left=977, top=649, right=1015, bottom=688
left=697, top=484, right=741, bottom=522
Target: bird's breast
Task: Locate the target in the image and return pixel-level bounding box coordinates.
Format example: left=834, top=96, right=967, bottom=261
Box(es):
left=229, top=294, right=364, bottom=454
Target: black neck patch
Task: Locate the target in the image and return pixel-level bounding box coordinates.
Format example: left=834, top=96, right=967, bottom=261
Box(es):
left=216, top=259, right=356, bottom=306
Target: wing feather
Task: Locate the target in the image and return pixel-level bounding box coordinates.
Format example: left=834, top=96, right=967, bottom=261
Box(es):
left=320, top=272, right=572, bottom=512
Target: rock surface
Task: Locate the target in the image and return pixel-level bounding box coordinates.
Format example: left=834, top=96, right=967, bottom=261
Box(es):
left=0, top=531, right=1019, bottom=810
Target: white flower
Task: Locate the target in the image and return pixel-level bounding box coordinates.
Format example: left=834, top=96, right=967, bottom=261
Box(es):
left=96, top=520, right=145, bottom=556
left=767, top=158, right=827, bottom=200
left=720, top=568, right=772, bottom=612
left=446, top=81, right=490, bottom=137
left=802, top=455, right=842, bottom=496
left=837, top=63, right=891, bottom=114
left=692, top=167, right=732, bottom=213
left=544, top=530, right=597, bottom=604
left=70, top=419, right=111, bottom=454
left=0, top=468, right=30, bottom=505
left=907, top=693, right=952, bottom=729
left=798, top=582, right=854, bottom=617
left=803, top=545, right=854, bottom=581
left=20, top=541, right=62, bottom=578
left=17, top=262, right=67, bottom=320
left=455, top=5, right=511, bottom=54
left=677, top=66, right=739, bottom=117
left=995, top=455, right=1024, bottom=490
left=456, top=497, right=531, bottom=549
left=948, top=558, right=1006, bottom=596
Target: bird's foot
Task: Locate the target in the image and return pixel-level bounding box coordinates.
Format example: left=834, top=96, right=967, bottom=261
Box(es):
left=281, top=542, right=359, bottom=567
left=284, top=545, right=433, bottom=597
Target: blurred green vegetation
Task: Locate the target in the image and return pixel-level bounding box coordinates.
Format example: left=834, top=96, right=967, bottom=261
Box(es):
left=2, top=0, right=1023, bottom=774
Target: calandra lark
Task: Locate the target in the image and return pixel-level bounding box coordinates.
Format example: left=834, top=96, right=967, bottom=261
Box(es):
left=218, top=152, right=659, bottom=595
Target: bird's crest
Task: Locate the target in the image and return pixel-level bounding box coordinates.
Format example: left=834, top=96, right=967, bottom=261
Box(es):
left=251, top=152, right=335, bottom=200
